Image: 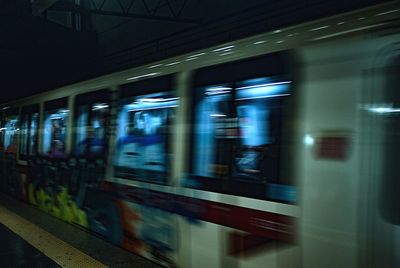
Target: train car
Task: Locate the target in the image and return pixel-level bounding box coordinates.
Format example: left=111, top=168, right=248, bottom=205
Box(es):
left=1, top=2, right=400, bottom=267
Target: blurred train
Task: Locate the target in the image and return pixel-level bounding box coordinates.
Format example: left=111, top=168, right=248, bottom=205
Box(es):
left=1, top=2, right=400, bottom=267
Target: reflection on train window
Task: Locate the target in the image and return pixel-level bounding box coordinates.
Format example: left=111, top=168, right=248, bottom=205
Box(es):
left=193, top=84, right=232, bottom=178
left=29, top=113, right=39, bottom=156
left=4, top=115, right=19, bottom=155
left=233, top=78, right=290, bottom=182
left=43, top=109, right=69, bottom=157
left=0, top=119, right=2, bottom=150
left=0, top=115, right=3, bottom=149
left=20, top=114, right=29, bottom=157
left=114, top=92, right=178, bottom=183
left=75, top=103, right=108, bottom=157
left=191, top=77, right=295, bottom=202
left=20, top=112, right=39, bottom=158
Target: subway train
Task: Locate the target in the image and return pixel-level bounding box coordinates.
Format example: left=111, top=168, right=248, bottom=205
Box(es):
left=1, top=2, right=400, bottom=267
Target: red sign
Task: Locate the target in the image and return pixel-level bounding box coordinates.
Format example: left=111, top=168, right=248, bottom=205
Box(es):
left=316, top=136, right=349, bottom=160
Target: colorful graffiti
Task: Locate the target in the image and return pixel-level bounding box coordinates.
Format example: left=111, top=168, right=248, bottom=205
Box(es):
left=0, top=155, right=179, bottom=267
left=0, top=152, right=296, bottom=267
left=28, top=185, right=88, bottom=227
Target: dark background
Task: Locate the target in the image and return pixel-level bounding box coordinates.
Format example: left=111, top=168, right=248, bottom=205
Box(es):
left=0, top=0, right=390, bottom=102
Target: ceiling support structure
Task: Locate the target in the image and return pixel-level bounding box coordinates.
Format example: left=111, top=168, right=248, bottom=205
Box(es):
left=31, top=0, right=59, bottom=15
left=50, top=0, right=199, bottom=25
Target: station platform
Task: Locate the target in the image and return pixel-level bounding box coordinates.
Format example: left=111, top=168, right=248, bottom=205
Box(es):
left=0, top=193, right=161, bottom=268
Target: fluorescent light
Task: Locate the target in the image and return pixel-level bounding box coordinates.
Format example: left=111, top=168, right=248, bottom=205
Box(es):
left=236, top=93, right=290, bottom=101
left=128, top=105, right=178, bottom=112
left=253, top=40, right=266, bottom=45
left=147, top=64, right=163, bottom=69
left=127, top=72, right=159, bottom=81
left=210, top=114, right=226, bottom=117
left=166, top=61, right=180, bottom=66
left=205, top=87, right=232, bottom=95
left=213, top=45, right=235, bottom=52
left=187, top=52, right=206, bottom=58
left=138, top=97, right=178, bottom=103
left=368, top=107, right=400, bottom=114
left=207, top=87, right=232, bottom=91
left=162, top=97, right=179, bottom=101
left=313, top=23, right=387, bottom=41
left=237, top=81, right=292, bottom=90
left=219, top=51, right=234, bottom=56
left=309, top=25, right=329, bottom=31
left=205, top=91, right=230, bottom=96
left=304, top=135, right=315, bottom=146
left=92, top=104, right=109, bottom=110
left=185, top=57, right=199, bottom=61
left=375, top=9, right=399, bottom=16
left=139, top=98, right=164, bottom=102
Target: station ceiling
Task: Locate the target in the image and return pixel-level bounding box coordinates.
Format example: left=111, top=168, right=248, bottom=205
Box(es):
left=0, top=0, right=391, bottom=102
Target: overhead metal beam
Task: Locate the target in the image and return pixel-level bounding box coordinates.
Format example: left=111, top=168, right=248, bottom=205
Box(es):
left=31, top=0, right=59, bottom=15
left=50, top=1, right=199, bottom=25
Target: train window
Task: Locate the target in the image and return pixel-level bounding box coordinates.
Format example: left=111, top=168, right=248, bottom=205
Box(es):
left=0, top=114, right=3, bottom=151
left=3, top=113, right=19, bottom=155
left=29, top=113, right=39, bottom=156
left=43, top=109, right=68, bottom=157
left=43, top=98, right=69, bottom=158
left=75, top=104, right=108, bottom=156
left=75, top=105, right=88, bottom=155
left=114, top=92, right=177, bottom=183
left=20, top=114, right=29, bottom=157
left=74, top=90, right=110, bottom=158
left=233, top=78, right=290, bottom=182
left=20, top=105, right=39, bottom=159
left=190, top=78, right=293, bottom=200
left=192, top=83, right=233, bottom=179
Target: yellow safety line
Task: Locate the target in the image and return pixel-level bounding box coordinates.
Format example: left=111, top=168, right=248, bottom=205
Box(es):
left=0, top=205, right=108, bottom=268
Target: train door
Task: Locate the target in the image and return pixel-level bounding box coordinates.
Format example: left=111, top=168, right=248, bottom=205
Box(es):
left=20, top=104, right=39, bottom=202
left=113, top=75, right=179, bottom=266
left=2, top=107, right=20, bottom=198
left=73, top=90, right=110, bottom=195
left=42, top=98, right=69, bottom=158
left=20, top=105, right=39, bottom=161
left=187, top=53, right=298, bottom=268
left=74, top=90, right=110, bottom=160
left=360, top=45, right=400, bottom=268
left=72, top=90, right=125, bottom=243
